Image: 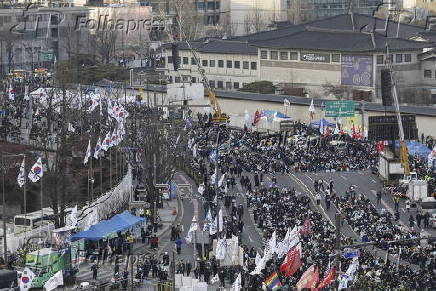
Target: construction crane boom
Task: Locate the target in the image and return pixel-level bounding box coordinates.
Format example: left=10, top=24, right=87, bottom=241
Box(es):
left=159, top=8, right=228, bottom=123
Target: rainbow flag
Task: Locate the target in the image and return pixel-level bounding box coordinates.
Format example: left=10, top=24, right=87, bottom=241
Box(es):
left=265, top=272, right=281, bottom=290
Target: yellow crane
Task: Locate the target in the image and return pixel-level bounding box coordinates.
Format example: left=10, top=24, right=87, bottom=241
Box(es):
left=386, top=45, right=410, bottom=175
left=159, top=9, right=229, bottom=124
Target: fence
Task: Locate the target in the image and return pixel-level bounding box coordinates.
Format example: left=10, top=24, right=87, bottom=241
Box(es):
left=0, top=223, right=54, bottom=255
left=78, top=165, right=133, bottom=231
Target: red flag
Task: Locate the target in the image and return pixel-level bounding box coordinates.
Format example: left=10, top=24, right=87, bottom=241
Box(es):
left=296, top=265, right=319, bottom=291
left=300, top=218, right=312, bottom=235
left=324, top=126, right=331, bottom=136
left=351, top=123, right=357, bottom=139
left=253, top=110, right=261, bottom=124
left=376, top=141, right=385, bottom=152
left=280, top=244, right=302, bottom=277
left=316, top=266, right=335, bottom=290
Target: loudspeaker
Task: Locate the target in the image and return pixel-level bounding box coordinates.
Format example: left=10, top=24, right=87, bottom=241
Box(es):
left=381, top=69, right=392, bottom=106
left=171, top=43, right=179, bottom=71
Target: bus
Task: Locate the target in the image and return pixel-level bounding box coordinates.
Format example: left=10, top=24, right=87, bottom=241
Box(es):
left=13, top=208, right=55, bottom=234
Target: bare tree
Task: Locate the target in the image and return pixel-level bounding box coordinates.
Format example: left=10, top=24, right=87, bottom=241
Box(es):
left=94, top=30, right=118, bottom=64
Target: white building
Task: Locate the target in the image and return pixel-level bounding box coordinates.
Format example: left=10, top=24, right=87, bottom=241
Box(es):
left=160, top=13, right=436, bottom=104
left=228, top=0, right=288, bottom=35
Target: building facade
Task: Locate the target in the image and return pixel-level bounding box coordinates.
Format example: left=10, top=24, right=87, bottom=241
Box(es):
left=0, top=7, right=91, bottom=74
left=160, top=13, right=436, bottom=104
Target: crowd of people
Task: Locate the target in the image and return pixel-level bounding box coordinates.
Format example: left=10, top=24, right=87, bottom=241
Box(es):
left=178, top=120, right=436, bottom=290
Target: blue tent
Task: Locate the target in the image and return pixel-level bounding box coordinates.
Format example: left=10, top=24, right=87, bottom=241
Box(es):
left=72, top=211, right=146, bottom=241
left=311, top=118, right=334, bottom=128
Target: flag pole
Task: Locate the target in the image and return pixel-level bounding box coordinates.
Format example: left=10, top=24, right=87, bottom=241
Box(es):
left=109, top=147, right=112, bottom=188
left=99, top=153, right=103, bottom=195
left=90, top=150, right=94, bottom=201
left=40, top=170, right=43, bottom=242
left=23, top=154, right=27, bottom=241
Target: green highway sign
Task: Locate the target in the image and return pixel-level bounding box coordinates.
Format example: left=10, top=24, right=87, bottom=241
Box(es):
left=325, top=100, right=355, bottom=117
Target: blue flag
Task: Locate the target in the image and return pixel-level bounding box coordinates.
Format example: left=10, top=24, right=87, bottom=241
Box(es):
left=342, top=250, right=360, bottom=259
left=209, top=149, right=217, bottom=162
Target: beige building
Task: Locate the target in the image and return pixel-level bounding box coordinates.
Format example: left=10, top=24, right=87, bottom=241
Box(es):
left=160, top=39, right=259, bottom=90
left=403, top=0, right=436, bottom=12
left=160, top=13, right=436, bottom=104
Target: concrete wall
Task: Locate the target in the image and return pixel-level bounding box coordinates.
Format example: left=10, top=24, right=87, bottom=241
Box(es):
left=187, top=95, right=436, bottom=137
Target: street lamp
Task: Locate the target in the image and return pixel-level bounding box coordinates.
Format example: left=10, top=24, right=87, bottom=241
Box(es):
left=1, top=151, right=25, bottom=264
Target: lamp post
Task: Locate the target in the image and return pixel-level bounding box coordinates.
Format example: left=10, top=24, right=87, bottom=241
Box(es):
left=1, top=151, right=25, bottom=263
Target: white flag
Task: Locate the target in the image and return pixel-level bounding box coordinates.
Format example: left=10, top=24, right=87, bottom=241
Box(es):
left=101, top=132, right=112, bottom=151
left=198, top=184, right=205, bottom=195
left=309, top=98, right=315, bottom=113
left=268, top=230, right=277, bottom=253
left=17, top=158, right=25, bottom=188
left=24, top=85, right=29, bottom=101
left=83, top=140, right=91, bottom=164
left=338, top=257, right=359, bottom=290
left=19, top=267, right=35, bottom=291
left=284, top=98, right=290, bottom=107
left=427, top=145, right=436, bottom=168
left=210, top=169, right=217, bottom=185
left=175, top=134, right=180, bottom=146
left=185, top=222, right=198, bottom=244
left=218, top=173, right=225, bottom=187
left=65, top=205, right=78, bottom=228
left=28, top=157, right=43, bottom=183
left=192, top=144, right=197, bottom=158
left=230, top=273, right=241, bottom=291
left=334, top=123, right=340, bottom=135
left=8, top=84, right=15, bottom=100
left=93, top=137, right=102, bottom=159
left=44, top=270, right=64, bottom=291
left=230, top=235, right=239, bottom=263
left=320, top=118, right=324, bottom=134
left=210, top=273, right=220, bottom=284
left=218, top=209, right=223, bottom=232
left=216, top=238, right=227, bottom=260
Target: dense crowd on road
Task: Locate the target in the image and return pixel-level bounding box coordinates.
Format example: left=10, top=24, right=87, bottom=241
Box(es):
left=179, top=120, right=436, bottom=290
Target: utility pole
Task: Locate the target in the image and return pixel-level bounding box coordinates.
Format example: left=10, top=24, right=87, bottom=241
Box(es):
left=153, top=153, right=157, bottom=231
left=334, top=210, right=342, bottom=288
left=360, top=100, right=365, bottom=133
left=214, top=129, right=220, bottom=237
left=1, top=152, right=7, bottom=263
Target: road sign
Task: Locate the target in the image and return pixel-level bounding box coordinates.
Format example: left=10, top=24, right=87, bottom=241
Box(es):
left=325, top=100, right=355, bottom=117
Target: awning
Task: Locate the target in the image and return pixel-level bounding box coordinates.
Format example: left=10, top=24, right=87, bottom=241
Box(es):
left=71, top=211, right=145, bottom=241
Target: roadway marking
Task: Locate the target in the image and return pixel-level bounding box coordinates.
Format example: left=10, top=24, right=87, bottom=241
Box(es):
left=371, top=179, right=377, bottom=183
left=288, top=173, right=334, bottom=226
left=340, top=175, right=348, bottom=181
left=304, top=174, right=313, bottom=182
left=179, top=174, right=190, bottom=184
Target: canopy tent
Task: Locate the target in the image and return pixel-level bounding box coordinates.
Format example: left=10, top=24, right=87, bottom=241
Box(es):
left=311, top=118, right=334, bottom=128
left=393, top=140, right=431, bottom=160
left=71, top=211, right=145, bottom=241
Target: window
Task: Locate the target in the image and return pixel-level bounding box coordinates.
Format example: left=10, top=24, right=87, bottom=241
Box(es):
left=270, top=51, right=278, bottom=60
left=191, top=57, right=197, bottom=65
left=396, top=54, right=403, bottom=63
left=191, top=77, right=197, bottom=83
left=168, top=76, right=173, bottom=83
left=280, top=51, right=288, bottom=60
left=227, top=60, right=233, bottom=68
left=51, top=27, right=58, bottom=37
left=424, top=70, right=432, bottom=78
left=404, top=54, right=412, bottom=62
left=196, top=2, right=204, bottom=10
left=202, top=60, right=208, bottom=67
left=209, top=60, right=215, bottom=67
left=260, top=50, right=268, bottom=59
left=234, top=61, right=240, bottom=69
left=226, top=82, right=232, bottom=89
left=251, top=62, right=257, bottom=70
left=332, top=54, right=340, bottom=62
left=209, top=80, right=215, bottom=88
left=175, top=77, right=181, bottom=83
left=376, top=55, right=384, bottom=65
left=290, top=52, right=298, bottom=60
left=218, top=60, right=224, bottom=68
left=217, top=81, right=224, bottom=88
left=233, top=82, right=240, bottom=89
left=183, top=57, right=189, bottom=65
left=243, top=61, right=249, bottom=69
left=168, top=56, right=173, bottom=63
